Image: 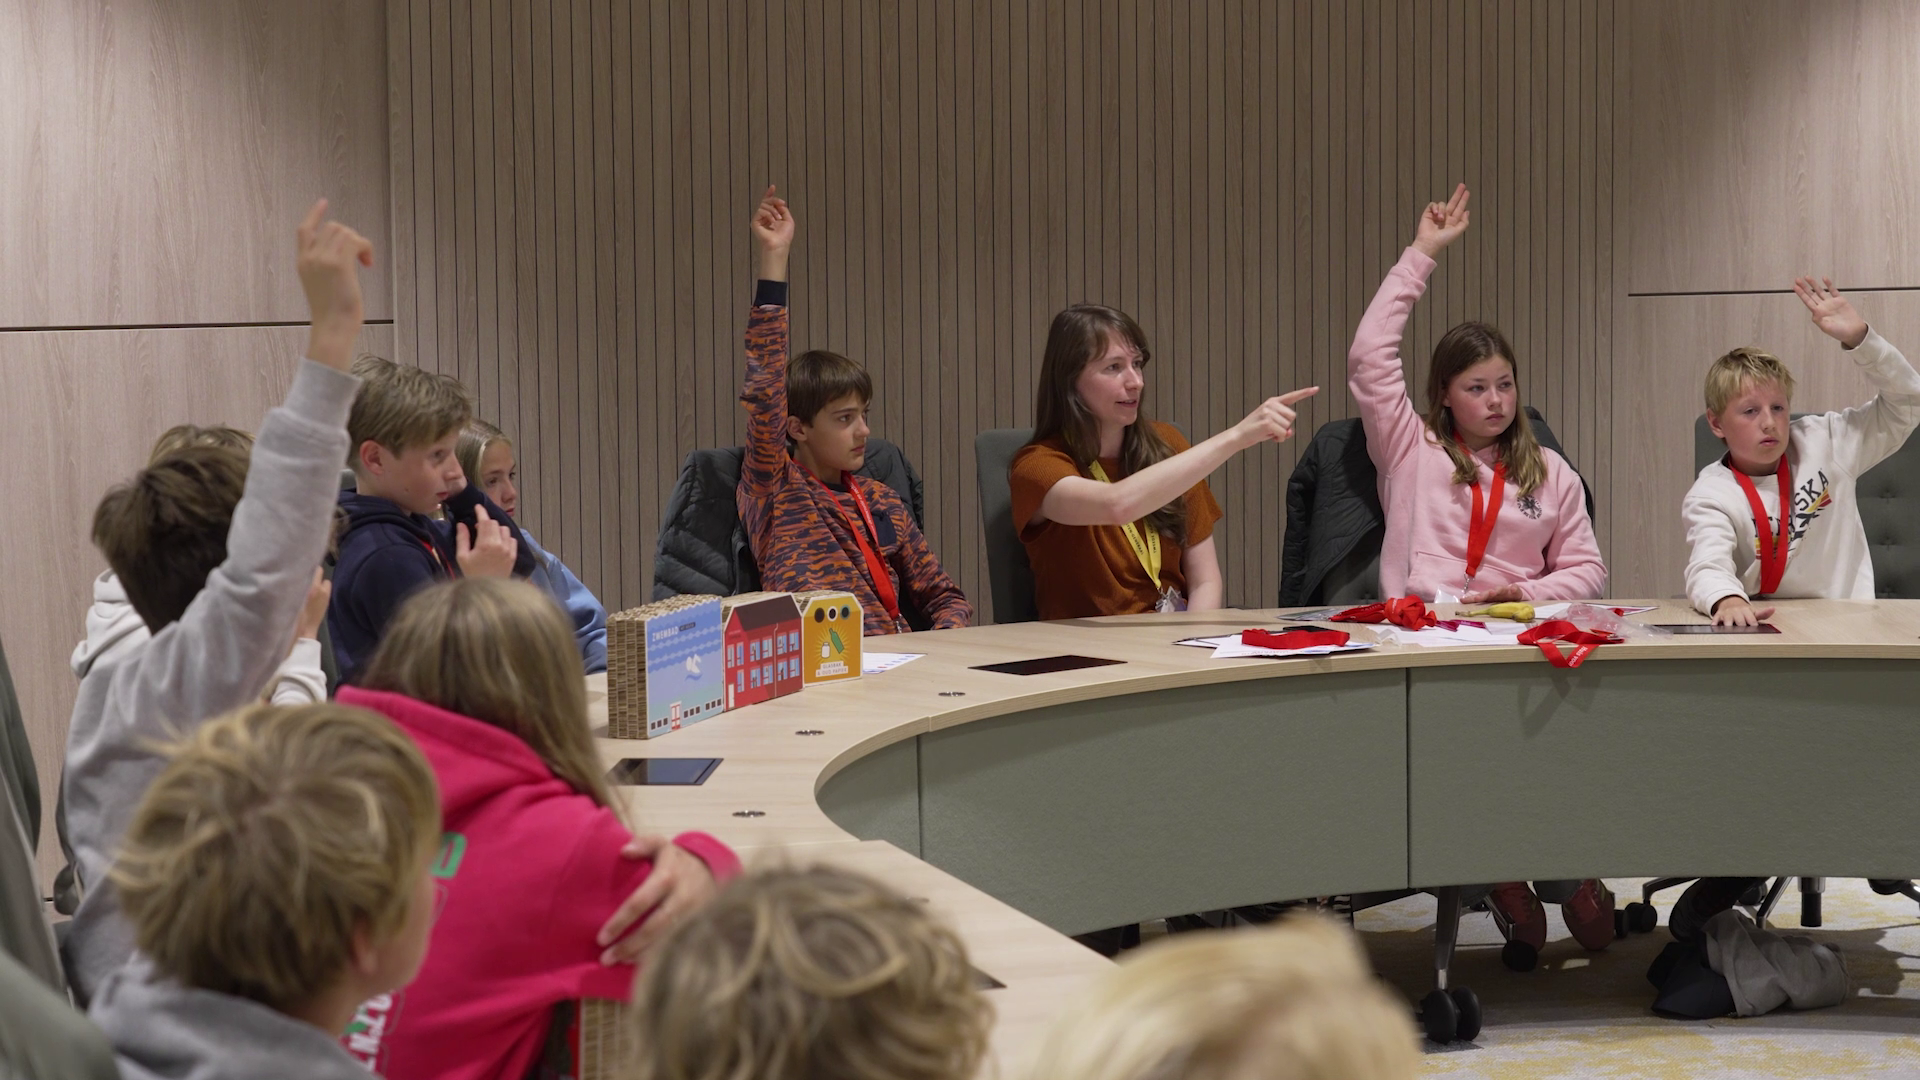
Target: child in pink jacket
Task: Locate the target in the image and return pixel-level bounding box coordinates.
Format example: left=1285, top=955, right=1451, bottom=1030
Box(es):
left=335, top=578, right=740, bottom=1080
left=1348, top=184, right=1611, bottom=958
left=1349, top=184, right=1606, bottom=606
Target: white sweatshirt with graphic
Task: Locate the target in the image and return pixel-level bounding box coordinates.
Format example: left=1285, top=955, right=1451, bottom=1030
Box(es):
left=1684, top=328, right=1920, bottom=615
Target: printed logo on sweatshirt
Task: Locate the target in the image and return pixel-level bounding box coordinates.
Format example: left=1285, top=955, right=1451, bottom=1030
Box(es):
left=343, top=992, right=402, bottom=1071
left=1517, top=494, right=1543, bottom=520
left=431, top=832, right=468, bottom=880
left=1753, top=469, right=1831, bottom=557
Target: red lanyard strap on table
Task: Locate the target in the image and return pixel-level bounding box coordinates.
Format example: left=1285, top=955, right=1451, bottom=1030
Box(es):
left=1516, top=620, right=1620, bottom=669
left=1330, top=597, right=1438, bottom=630
left=801, top=465, right=901, bottom=624
left=1241, top=628, right=1351, bottom=650
left=1730, top=453, right=1793, bottom=596
left=1457, top=434, right=1505, bottom=581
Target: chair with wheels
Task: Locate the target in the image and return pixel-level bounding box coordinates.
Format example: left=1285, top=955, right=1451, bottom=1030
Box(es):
left=1280, top=407, right=1617, bottom=1043
left=1638, top=416, right=1920, bottom=930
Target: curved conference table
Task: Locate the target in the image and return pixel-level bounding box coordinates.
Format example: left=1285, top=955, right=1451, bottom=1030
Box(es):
left=591, top=599, right=1920, bottom=1068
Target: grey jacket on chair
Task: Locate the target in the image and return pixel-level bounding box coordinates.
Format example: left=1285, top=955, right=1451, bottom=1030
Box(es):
left=0, top=636, right=36, bottom=850
left=651, top=437, right=927, bottom=601
left=1280, top=408, right=1594, bottom=606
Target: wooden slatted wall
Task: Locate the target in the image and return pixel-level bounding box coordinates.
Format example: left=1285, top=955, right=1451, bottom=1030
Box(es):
left=388, top=0, right=1619, bottom=618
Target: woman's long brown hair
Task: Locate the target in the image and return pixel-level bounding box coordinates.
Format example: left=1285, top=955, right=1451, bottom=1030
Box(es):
left=1029, top=304, right=1186, bottom=541
left=1422, top=321, right=1547, bottom=496
left=358, top=577, right=618, bottom=816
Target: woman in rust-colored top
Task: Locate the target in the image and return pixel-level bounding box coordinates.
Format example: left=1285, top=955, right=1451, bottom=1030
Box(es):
left=1010, top=305, right=1320, bottom=621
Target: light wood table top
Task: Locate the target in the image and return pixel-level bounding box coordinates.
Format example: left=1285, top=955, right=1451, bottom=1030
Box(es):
left=590, top=598, right=1920, bottom=1074
left=592, top=599, right=1920, bottom=848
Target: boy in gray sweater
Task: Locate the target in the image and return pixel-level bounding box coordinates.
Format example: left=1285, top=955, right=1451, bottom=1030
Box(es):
left=88, top=702, right=442, bottom=1080
left=62, top=200, right=373, bottom=1003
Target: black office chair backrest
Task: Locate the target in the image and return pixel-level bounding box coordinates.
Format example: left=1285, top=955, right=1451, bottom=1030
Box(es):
left=974, top=428, right=1040, bottom=623
left=651, top=438, right=928, bottom=602
left=1284, top=407, right=1593, bottom=605
left=1693, top=414, right=1920, bottom=598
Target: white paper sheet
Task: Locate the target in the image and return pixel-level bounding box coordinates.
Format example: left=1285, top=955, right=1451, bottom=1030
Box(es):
left=1374, top=624, right=1527, bottom=648
left=862, top=651, right=925, bottom=675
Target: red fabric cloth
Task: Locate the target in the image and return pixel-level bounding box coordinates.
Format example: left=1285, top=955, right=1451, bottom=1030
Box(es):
left=333, top=687, right=740, bottom=1080
left=1241, top=628, right=1351, bottom=649
left=1516, top=620, right=1621, bottom=668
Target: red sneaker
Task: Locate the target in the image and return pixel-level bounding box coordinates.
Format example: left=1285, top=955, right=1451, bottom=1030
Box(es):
left=1488, top=882, right=1547, bottom=950
left=1562, top=879, right=1616, bottom=951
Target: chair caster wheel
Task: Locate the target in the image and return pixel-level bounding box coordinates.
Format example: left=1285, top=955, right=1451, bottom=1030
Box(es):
left=1450, top=986, right=1483, bottom=1042
left=1501, top=939, right=1538, bottom=972
left=1421, top=988, right=1458, bottom=1043
left=1625, top=901, right=1658, bottom=934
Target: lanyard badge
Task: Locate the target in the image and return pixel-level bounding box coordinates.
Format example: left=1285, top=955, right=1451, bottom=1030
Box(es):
left=1729, top=453, right=1793, bottom=596
left=799, top=464, right=907, bottom=632
left=1087, top=461, right=1185, bottom=612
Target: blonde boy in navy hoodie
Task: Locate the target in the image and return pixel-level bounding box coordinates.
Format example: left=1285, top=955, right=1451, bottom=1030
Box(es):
left=328, top=357, right=534, bottom=681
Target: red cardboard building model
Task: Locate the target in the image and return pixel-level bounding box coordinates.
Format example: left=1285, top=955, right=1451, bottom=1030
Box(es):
left=721, top=592, right=804, bottom=710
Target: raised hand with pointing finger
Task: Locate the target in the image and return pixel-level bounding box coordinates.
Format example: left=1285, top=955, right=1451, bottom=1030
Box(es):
left=296, top=198, right=375, bottom=373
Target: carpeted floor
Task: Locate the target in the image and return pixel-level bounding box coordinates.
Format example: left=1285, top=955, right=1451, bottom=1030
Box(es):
left=1351, top=877, right=1920, bottom=1078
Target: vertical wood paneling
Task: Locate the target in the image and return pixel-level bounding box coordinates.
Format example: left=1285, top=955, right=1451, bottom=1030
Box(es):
left=391, top=0, right=1622, bottom=620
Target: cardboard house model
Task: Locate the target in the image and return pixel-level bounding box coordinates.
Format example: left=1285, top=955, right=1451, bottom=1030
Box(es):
left=721, top=592, right=804, bottom=710
left=605, top=594, right=726, bottom=739
left=794, top=590, right=863, bottom=686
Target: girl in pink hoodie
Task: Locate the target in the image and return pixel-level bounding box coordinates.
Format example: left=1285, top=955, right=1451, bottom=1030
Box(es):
left=1348, top=184, right=1612, bottom=958
left=1348, top=184, right=1606, bottom=606
left=335, top=577, right=740, bottom=1080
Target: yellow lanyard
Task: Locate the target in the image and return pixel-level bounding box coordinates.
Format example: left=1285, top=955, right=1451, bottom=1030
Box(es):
left=1087, top=461, right=1161, bottom=587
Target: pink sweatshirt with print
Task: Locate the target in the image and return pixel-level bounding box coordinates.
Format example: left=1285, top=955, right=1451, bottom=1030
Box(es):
left=1347, top=247, right=1607, bottom=602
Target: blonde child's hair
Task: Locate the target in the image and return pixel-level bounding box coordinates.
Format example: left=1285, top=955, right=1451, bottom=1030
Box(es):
left=455, top=418, right=512, bottom=490
left=1022, top=913, right=1420, bottom=1080
left=148, top=424, right=255, bottom=466
left=626, top=863, right=991, bottom=1080
left=110, top=702, right=440, bottom=1012
left=347, top=354, right=473, bottom=473
left=357, top=577, right=609, bottom=810
left=1705, top=346, right=1797, bottom=417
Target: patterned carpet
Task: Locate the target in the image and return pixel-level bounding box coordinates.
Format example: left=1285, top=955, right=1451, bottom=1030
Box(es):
left=1352, top=878, right=1920, bottom=1078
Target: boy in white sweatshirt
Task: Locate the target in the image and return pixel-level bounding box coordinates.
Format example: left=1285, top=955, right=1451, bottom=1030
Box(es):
left=1684, top=277, right=1920, bottom=626
left=1670, top=276, right=1920, bottom=941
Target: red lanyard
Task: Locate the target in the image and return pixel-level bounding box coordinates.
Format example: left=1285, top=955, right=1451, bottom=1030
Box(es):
left=800, top=464, right=902, bottom=625
left=1516, top=620, right=1620, bottom=668
left=1241, top=628, right=1352, bottom=650
left=1457, top=435, right=1505, bottom=580
left=1730, top=454, right=1793, bottom=596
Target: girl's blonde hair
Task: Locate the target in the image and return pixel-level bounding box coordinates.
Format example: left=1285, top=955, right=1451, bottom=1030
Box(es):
left=1023, top=913, right=1419, bottom=1080
left=1424, top=321, right=1548, bottom=496
left=358, top=577, right=612, bottom=811
left=455, top=418, right=512, bottom=489
left=627, top=863, right=991, bottom=1080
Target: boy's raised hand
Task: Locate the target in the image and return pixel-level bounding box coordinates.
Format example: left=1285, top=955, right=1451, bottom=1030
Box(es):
left=1794, top=276, right=1869, bottom=349
left=751, top=184, right=795, bottom=282
left=1411, top=183, right=1472, bottom=259
left=455, top=504, right=519, bottom=578
left=296, top=198, right=375, bottom=372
